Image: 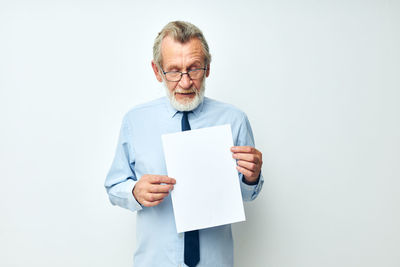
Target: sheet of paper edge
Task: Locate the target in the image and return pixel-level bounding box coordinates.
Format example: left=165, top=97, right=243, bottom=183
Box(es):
left=161, top=124, right=246, bottom=233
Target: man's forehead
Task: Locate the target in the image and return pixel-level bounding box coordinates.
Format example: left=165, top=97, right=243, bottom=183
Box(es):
left=161, top=36, right=204, bottom=63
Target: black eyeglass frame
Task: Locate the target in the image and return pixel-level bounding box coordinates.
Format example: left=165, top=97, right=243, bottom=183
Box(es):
left=161, top=67, right=208, bottom=82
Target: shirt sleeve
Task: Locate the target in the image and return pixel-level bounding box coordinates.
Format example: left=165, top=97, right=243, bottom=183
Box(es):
left=104, top=116, right=142, bottom=212
left=236, top=113, right=264, bottom=202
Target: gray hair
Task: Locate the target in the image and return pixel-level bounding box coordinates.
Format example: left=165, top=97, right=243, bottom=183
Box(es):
left=153, top=21, right=212, bottom=69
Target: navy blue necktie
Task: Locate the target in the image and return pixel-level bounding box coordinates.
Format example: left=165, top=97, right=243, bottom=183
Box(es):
left=181, top=112, right=200, bottom=267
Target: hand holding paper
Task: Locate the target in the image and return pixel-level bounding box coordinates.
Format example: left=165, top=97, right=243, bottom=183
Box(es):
left=133, top=175, right=176, bottom=207
left=231, top=146, right=263, bottom=184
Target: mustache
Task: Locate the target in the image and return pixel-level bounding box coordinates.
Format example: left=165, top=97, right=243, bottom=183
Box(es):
left=174, top=88, right=197, bottom=94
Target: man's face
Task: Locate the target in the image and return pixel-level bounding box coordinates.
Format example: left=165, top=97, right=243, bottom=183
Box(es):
left=152, top=36, right=210, bottom=111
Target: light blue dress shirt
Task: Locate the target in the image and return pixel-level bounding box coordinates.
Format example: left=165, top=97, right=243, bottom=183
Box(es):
left=105, top=97, right=263, bottom=267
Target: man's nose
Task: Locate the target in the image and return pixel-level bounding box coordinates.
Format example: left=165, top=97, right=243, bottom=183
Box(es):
left=179, top=73, right=192, bottom=89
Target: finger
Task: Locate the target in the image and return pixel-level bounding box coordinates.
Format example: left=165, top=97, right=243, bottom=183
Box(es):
left=149, top=184, right=174, bottom=193
left=236, top=165, right=255, bottom=178
left=231, top=146, right=256, bottom=153
left=150, top=175, right=176, bottom=185
left=237, top=160, right=258, bottom=172
left=142, top=199, right=163, bottom=207
left=232, top=153, right=260, bottom=163
left=145, top=192, right=169, bottom=202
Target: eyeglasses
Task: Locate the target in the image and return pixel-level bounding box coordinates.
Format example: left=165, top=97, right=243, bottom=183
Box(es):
left=161, top=67, right=207, bottom=82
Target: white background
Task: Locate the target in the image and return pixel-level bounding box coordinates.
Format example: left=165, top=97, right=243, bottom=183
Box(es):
left=1, top=1, right=399, bottom=266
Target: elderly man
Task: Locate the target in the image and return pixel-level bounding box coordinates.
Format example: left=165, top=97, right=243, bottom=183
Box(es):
left=105, top=21, right=263, bottom=267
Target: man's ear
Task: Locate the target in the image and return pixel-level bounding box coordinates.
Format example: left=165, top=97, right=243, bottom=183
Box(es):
left=151, top=61, right=163, bottom=82
left=205, top=63, right=210, bottom=77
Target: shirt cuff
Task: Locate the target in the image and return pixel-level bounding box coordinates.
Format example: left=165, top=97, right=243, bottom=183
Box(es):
left=240, top=173, right=264, bottom=201
left=108, top=178, right=143, bottom=212
left=242, top=174, right=260, bottom=185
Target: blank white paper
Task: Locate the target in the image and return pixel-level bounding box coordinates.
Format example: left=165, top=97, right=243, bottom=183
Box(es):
left=161, top=124, right=245, bottom=233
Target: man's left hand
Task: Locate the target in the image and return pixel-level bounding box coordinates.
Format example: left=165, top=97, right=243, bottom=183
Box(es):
left=231, top=146, right=263, bottom=184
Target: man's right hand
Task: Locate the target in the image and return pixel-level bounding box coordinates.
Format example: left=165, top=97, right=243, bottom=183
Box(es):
left=132, top=175, right=176, bottom=207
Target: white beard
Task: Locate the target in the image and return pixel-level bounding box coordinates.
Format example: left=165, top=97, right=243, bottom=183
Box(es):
left=164, top=81, right=205, bottom=111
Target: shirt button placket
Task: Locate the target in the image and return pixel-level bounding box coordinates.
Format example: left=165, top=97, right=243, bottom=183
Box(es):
left=177, top=232, right=185, bottom=267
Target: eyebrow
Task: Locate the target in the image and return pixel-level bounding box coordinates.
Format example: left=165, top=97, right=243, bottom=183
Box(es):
left=165, top=64, right=180, bottom=70
left=165, top=61, right=203, bottom=71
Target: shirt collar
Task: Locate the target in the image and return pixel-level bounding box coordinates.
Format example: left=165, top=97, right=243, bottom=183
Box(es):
left=164, top=96, right=205, bottom=118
